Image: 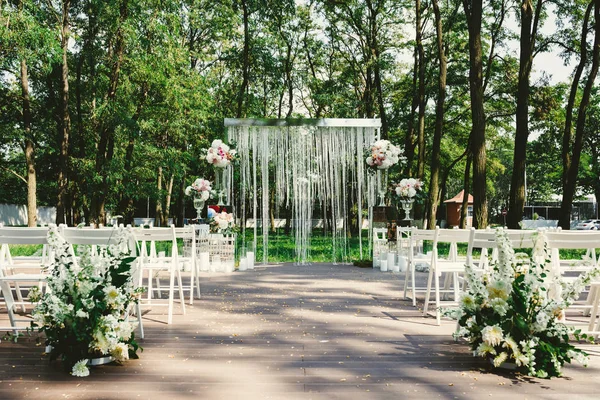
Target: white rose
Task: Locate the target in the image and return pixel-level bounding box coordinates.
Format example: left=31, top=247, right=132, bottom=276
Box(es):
left=185, top=186, right=192, bottom=196
left=408, top=187, right=416, bottom=197
left=201, top=191, right=209, bottom=201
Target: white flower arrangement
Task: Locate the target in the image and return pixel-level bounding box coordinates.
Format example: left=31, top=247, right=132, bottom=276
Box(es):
left=185, top=178, right=212, bottom=201
left=31, top=226, right=142, bottom=376
left=453, top=229, right=600, bottom=378
left=205, top=139, right=237, bottom=168
left=365, top=139, right=404, bottom=171
left=394, top=178, right=424, bottom=199
left=209, top=211, right=237, bottom=234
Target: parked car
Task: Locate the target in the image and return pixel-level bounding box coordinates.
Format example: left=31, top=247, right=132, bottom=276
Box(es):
left=575, top=219, right=600, bottom=230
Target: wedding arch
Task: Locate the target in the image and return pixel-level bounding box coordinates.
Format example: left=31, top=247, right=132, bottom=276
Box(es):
left=223, top=118, right=382, bottom=265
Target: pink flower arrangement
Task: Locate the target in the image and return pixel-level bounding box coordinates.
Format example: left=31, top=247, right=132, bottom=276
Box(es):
left=205, top=140, right=237, bottom=168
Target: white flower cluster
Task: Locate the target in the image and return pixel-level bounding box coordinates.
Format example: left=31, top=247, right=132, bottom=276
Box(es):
left=32, top=225, right=139, bottom=377
left=185, top=178, right=212, bottom=200
left=365, top=140, right=404, bottom=170
left=394, top=178, right=423, bottom=198
left=205, top=139, right=236, bottom=168
left=455, top=228, right=599, bottom=378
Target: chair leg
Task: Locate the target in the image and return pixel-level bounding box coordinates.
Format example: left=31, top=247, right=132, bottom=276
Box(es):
left=14, top=283, right=26, bottom=313
left=167, top=267, right=175, bottom=325
left=403, top=262, right=410, bottom=299
left=176, top=268, right=186, bottom=315
left=435, top=271, right=441, bottom=326
left=423, top=268, right=434, bottom=315
left=195, top=261, right=201, bottom=299
left=0, top=281, right=19, bottom=334
left=136, top=302, right=144, bottom=339
left=189, top=260, right=195, bottom=305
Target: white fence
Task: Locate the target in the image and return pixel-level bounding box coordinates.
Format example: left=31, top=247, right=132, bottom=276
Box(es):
left=0, top=203, right=56, bottom=226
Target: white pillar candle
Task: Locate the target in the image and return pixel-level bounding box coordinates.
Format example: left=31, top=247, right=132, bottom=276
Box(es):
left=398, top=255, right=406, bottom=272
left=373, top=254, right=380, bottom=268
left=225, top=260, right=234, bottom=273
left=212, top=255, right=221, bottom=273
left=239, top=257, right=247, bottom=271
left=247, top=252, right=255, bottom=270
left=380, top=260, right=388, bottom=272
left=389, top=252, right=399, bottom=272
left=199, top=252, right=210, bottom=272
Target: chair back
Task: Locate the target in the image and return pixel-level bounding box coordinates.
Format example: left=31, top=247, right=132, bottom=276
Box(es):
left=60, top=226, right=122, bottom=246
left=433, top=228, right=471, bottom=263
left=132, top=226, right=178, bottom=262
left=408, top=227, right=435, bottom=262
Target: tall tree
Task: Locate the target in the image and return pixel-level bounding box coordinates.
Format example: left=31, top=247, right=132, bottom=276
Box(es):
left=426, top=0, right=448, bottom=229
left=559, top=0, right=600, bottom=229
left=506, top=0, right=544, bottom=229
left=56, top=0, right=71, bottom=225
left=463, top=0, right=487, bottom=228
left=415, top=0, right=426, bottom=180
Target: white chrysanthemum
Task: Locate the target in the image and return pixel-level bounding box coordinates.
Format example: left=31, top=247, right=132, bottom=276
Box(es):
left=475, top=342, right=497, bottom=357
left=111, top=342, right=130, bottom=361
left=75, top=310, right=89, bottom=319
left=104, top=286, right=120, bottom=305
left=487, top=279, right=511, bottom=300
left=488, top=298, right=509, bottom=316
left=71, top=359, right=90, bottom=377
left=502, top=336, right=519, bottom=353
left=493, top=352, right=508, bottom=367
left=459, top=293, right=476, bottom=310
left=481, top=325, right=503, bottom=347
left=92, top=331, right=111, bottom=354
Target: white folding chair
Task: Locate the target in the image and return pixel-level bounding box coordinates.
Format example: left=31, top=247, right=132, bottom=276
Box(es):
left=174, top=225, right=200, bottom=304
left=545, top=230, right=600, bottom=317
left=0, top=227, right=49, bottom=332
left=423, top=227, right=471, bottom=325
left=404, top=227, right=435, bottom=306
left=372, top=228, right=388, bottom=268
left=133, top=226, right=186, bottom=324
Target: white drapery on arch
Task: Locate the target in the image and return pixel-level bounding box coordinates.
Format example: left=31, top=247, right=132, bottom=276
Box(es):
left=224, top=118, right=381, bottom=265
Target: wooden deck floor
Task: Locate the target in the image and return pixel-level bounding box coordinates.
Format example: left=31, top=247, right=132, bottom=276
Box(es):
left=1, top=264, right=599, bottom=399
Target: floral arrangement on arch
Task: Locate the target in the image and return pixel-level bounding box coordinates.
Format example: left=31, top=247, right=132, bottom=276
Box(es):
left=209, top=211, right=237, bottom=234
left=30, top=226, right=142, bottom=377
left=394, top=178, right=424, bottom=200
left=205, top=139, right=237, bottom=168
left=365, top=139, right=404, bottom=171
left=453, top=229, right=600, bottom=378
left=185, top=178, right=213, bottom=201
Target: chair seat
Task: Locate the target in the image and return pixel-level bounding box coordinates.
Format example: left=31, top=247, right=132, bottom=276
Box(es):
left=0, top=273, right=46, bottom=282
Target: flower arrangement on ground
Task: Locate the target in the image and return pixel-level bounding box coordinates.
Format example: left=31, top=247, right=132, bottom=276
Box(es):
left=205, top=139, right=237, bottom=168
left=365, top=140, right=404, bottom=171
left=209, top=211, right=237, bottom=234
left=185, top=178, right=213, bottom=201
left=453, top=229, right=600, bottom=378
left=394, top=178, right=424, bottom=200
left=30, top=226, right=142, bottom=377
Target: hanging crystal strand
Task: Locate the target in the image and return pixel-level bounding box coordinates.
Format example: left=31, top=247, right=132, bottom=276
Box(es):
left=260, top=127, right=269, bottom=265
left=356, top=127, right=364, bottom=260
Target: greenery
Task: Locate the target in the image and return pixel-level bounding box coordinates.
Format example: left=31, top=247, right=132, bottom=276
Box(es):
left=1, top=1, right=599, bottom=232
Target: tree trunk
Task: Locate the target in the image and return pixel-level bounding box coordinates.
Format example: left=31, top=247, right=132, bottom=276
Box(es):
left=559, top=0, right=600, bottom=229
left=507, top=0, right=543, bottom=229
left=163, top=173, right=174, bottom=227
left=416, top=0, right=426, bottom=180
left=405, top=48, right=418, bottom=176
left=367, top=0, right=388, bottom=138
left=236, top=0, right=250, bottom=118
left=463, top=0, right=487, bottom=228
left=56, top=0, right=71, bottom=225
left=92, top=0, right=128, bottom=225
left=460, top=154, right=472, bottom=229
left=155, top=166, right=163, bottom=227
left=21, top=58, right=37, bottom=227
left=427, top=0, right=447, bottom=230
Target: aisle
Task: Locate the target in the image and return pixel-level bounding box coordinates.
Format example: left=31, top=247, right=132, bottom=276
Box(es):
left=0, top=264, right=598, bottom=399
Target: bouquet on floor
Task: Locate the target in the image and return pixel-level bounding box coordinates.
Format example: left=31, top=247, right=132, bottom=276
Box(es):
left=453, top=229, right=600, bottom=378
left=393, top=178, right=424, bottom=200
left=365, top=140, right=404, bottom=171
left=205, top=139, right=237, bottom=168
left=30, top=226, right=142, bottom=377
left=185, top=178, right=213, bottom=201
left=209, top=211, right=237, bottom=234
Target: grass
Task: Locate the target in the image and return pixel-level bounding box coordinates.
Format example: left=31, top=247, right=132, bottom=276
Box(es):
left=4, top=231, right=590, bottom=263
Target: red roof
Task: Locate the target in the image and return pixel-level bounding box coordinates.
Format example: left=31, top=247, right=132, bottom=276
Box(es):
left=444, top=189, right=473, bottom=204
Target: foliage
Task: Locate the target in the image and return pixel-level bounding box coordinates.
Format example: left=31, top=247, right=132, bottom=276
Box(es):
left=453, top=229, right=600, bottom=378
left=30, top=226, right=142, bottom=376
